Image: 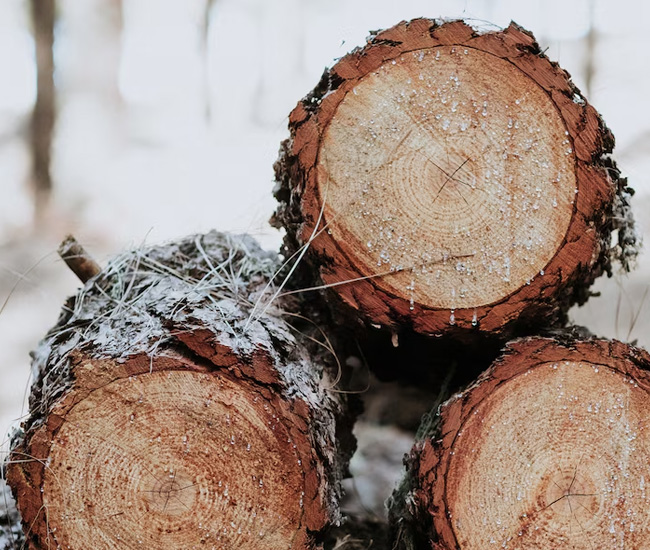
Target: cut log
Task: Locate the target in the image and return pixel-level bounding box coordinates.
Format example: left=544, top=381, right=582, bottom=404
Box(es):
left=6, top=232, right=355, bottom=550
left=273, top=19, right=637, bottom=337
left=390, top=336, right=650, bottom=549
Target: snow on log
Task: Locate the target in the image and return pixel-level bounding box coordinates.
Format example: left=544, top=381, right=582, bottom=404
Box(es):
left=390, top=336, right=650, bottom=549
left=273, top=19, right=637, bottom=337
left=6, top=232, right=355, bottom=550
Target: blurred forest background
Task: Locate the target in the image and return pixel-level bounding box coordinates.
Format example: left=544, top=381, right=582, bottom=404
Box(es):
left=1, top=0, right=650, bottom=515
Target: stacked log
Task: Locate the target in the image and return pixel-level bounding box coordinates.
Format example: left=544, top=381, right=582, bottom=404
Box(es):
left=271, top=17, right=642, bottom=550
left=4, top=17, right=644, bottom=550
left=273, top=19, right=636, bottom=338
left=390, top=337, right=650, bottom=549
left=6, top=232, right=355, bottom=550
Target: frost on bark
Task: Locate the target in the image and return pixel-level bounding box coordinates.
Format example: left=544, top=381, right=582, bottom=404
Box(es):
left=273, top=19, right=637, bottom=338
left=390, top=336, right=650, bottom=549
left=6, top=232, right=355, bottom=550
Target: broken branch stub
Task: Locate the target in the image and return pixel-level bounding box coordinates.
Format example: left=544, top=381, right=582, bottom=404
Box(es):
left=58, top=234, right=101, bottom=283
left=273, top=19, right=636, bottom=337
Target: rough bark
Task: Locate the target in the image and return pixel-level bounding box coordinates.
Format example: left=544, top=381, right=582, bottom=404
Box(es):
left=390, top=335, right=650, bottom=549
left=272, top=18, right=637, bottom=340
left=6, top=231, right=355, bottom=550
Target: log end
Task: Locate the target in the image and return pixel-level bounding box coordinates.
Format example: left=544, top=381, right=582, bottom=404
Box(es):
left=8, top=352, right=326, bottom=549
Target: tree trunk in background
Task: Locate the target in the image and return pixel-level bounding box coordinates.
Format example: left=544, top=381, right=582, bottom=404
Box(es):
left=390, top=336, right=650, bottom=549
left=7, top=232, right=356, bottom=550
left=273, top=19, right=637, bottom=342
left=29, top=0, right=56, bottom=219
left=584, top=0, right=598, bottom=98
left=202, top=0, right=217, bottom=122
